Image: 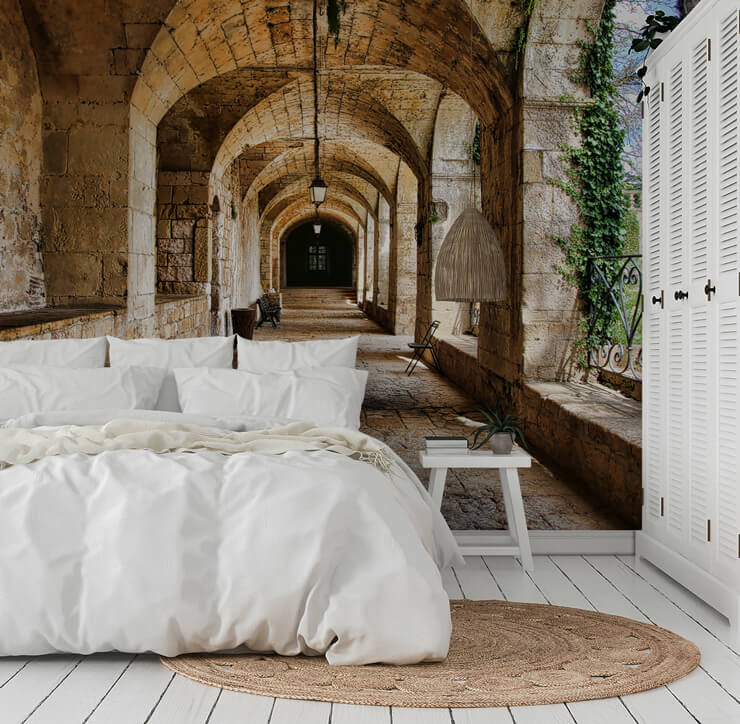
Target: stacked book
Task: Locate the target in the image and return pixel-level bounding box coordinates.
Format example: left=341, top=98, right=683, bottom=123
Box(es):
left=425, top=435, right=469, bottom=455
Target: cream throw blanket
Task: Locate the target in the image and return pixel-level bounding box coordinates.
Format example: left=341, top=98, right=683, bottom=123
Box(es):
left=0, top=419, right=394, bottom=473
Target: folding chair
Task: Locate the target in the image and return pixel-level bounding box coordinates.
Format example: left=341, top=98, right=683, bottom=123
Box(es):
left=405, top=320, right=441, bottom=376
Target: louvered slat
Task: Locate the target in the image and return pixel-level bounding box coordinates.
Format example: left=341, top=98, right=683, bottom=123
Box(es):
left=646, top=90, right=663, bottom=294
left=718, top=10, right=740, bottom=274
left=667, top=311, right=686, bottom=535
left=668, top=61, right=684, bottom=287
left=690, top=38, right=710, bottom=283
left=689, top=308, right=711, bottom=545
left=717, top=304, right=739, bottom=564
left=645, top=312, right=663, bottom=522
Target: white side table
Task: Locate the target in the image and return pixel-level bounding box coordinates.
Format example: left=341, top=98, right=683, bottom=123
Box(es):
left=419, top=447, right=534, bottom=570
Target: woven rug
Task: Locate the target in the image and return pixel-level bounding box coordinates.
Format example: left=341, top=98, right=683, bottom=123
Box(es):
left=160, top=600, right=700, bottom=707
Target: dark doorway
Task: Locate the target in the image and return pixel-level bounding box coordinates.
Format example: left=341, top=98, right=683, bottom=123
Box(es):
left=285, top=219, right=354, bottom=287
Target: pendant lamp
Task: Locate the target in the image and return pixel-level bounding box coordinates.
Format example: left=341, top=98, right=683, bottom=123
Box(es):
left=308, top=0, right=327, bottom=208
left=434, top=207, right=507, bottom=301
left=433, top=9, right=507, bottom=302
left=313, top=216, right=322, bottom=236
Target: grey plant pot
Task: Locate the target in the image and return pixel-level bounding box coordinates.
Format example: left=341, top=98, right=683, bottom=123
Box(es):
left=490, top=432, right=515, bottom=454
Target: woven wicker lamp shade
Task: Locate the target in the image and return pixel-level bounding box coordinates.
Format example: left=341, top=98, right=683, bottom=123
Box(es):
left=434, top=207, right=507, bottom=302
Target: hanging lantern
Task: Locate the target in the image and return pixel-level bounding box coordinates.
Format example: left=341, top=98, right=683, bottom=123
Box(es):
left=313, top=217, right=322, bottom=236
left=309, top=176, right=327, bottom=206
left=434, top=207, right=507, bottom=302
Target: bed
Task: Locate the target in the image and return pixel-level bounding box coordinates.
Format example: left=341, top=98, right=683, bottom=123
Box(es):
left=0, top=335, right=460, bottom=666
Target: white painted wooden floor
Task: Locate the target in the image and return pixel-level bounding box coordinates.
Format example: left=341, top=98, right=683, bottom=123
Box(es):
left=1, top=555, right=738, bottom=724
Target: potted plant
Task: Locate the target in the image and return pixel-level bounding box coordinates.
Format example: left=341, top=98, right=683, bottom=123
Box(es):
left=471, top=408, right=528, bottom=454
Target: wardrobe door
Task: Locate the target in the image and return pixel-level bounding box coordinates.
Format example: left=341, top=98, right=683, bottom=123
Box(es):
left=664, top=55, right=691, bottom=556
left=687, top=29, right=716, bottom=570
left=642, top=76, right=668, bottom=540
left=712, top=6, right=740, bottom=585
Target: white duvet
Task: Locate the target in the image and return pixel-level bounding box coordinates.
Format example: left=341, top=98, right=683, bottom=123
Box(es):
left=0, top=410, right=460, bottom=665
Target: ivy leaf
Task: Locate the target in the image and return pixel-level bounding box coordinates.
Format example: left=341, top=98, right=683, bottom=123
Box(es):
left=649, top=38, right=663, bottom=49
left=637, top=66, right=647, bottom=78
left=631, top=38, right=650, bottom=52
left=636, top=89, right=644, bottom=103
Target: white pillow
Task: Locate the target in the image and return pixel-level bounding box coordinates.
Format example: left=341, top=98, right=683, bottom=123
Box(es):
left=175, top=366, right=368, bottom=429
left=0, top=366, right=167, bottom=421
left=0, top=337, right=107, bottom=367
left=108, top=336, right=235, bottom=411
left=236, top=336, right=359, bottom=374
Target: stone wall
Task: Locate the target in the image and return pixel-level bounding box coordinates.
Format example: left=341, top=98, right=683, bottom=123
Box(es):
left=0, top=0, right=44, bottom=312
left=155, top=294, right=210, bottom=339
left=157, top=171, right=210, bottom=295
left=0, top=294, right=209, bottom=343
left=391, top=163, right=418, bottom=335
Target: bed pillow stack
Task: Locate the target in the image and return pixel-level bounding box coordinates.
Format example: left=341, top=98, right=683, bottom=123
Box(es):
left=0, top=337, right=167, bottom=421
left=0, top=334, right=365, bottom=429
left=107, top=335, right=235, bottom=412
left=176, top=336, right=365, bottom=429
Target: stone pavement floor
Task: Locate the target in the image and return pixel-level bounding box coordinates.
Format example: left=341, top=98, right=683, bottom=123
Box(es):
left=254, top=287, right=626, bottom=530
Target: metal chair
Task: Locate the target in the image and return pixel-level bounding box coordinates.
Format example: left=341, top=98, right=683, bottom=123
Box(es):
left=405, top=320, right=441, bottom=376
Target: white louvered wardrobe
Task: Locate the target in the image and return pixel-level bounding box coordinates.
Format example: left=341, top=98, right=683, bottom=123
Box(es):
left=638, top=0, right=740, bottom=643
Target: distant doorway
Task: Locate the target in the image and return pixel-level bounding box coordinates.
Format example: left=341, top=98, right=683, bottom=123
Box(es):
left=284, top=219, right=354, bottom=287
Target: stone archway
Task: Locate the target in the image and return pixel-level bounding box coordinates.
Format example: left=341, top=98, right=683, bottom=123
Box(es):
left=283, top=218, right=355, bottom=288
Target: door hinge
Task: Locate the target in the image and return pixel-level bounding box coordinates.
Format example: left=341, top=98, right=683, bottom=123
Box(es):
left=641, top=101, right=645, bottom=119
left=660, top=497, right=664, bottom=517
left=707, top=519, right=711, bottom=542
left=661, top=83, right=665, bottom=101
left=650, top=290, right=664, bottom=309
left=708, top=38, right=712, bottom=61
left=705, top=279, right=716, bottom=301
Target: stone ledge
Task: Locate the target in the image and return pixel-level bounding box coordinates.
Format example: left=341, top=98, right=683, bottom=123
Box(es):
left=522, top=381, right=641, bottom=527
left=433, top=336, right=641, bottom=528
left=0, top=304, right=126, bottom=341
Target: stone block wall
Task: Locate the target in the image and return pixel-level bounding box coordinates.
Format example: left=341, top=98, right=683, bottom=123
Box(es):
left=155, top=294, right=210, bottom=339
left=156, top=171, right=210, bottom=294
left=0, top=0, right=44, bottom=312
left=391, top=163, right=418, bottom=335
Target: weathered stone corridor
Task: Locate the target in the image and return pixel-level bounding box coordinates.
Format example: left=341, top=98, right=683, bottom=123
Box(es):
left=256, top=287, right=628, bottom=530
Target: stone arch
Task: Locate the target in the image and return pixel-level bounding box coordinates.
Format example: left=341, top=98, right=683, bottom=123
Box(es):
left=427, top=91, right=481, bottom=335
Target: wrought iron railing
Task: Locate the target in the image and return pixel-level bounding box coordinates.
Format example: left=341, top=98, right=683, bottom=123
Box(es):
left=586, top=254, right=643, bottom=380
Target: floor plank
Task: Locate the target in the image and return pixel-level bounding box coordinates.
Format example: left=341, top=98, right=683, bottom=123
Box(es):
left=619, top=554, right=739, bottom=653
left=85, top=655, right=173, bottom=724
left=25, top=653, right=134, bottom=724
left=332, top=703, right=391, bottom=723
left=145, top=673, right=220, bottom=724
left=586, top=556, right=740, bottom=701
left=566, top=697, right=635, bottom=723
left=620, top=686, right=699, bottom=724
left=451, top=707, right=514, bottom=723
left=554, top=555, right=740, bottom=723
left=509, top=703, right=575, bottom=723
left=0, top=655, right=83, bottom=724
left=483, top=557, right=546, bottom=604
left=392, top=707, right=451, bottom=723
left=0, top=658, right=30, bottom=688
left=452, top=556, right=503, bottom=600
left=269, top=697, right=331, bottom=724
left=206, top=690, right=274, bottom=724
left=441, top=566, right=463, bottom=600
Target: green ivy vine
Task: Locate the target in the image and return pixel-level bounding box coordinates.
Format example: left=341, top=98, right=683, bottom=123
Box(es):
left=514, top=0, right=537, bottom=70
left=464, top=120, right=481, bottom=164
left=554, top=0, right=626, bottom=365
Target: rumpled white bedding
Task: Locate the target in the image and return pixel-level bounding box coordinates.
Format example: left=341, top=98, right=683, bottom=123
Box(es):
left=0, top=410, right=460, bottom=665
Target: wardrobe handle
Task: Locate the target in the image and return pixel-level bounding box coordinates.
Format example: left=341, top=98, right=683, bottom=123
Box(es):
left=704, top=280, right=716, bottom=301
left=674, top=289, right=689, bottom=301
left=651, top=290, right=664, bottom=308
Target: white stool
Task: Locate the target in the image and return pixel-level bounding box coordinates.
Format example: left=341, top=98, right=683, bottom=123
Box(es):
left=419, top=446, right=534, bottom=570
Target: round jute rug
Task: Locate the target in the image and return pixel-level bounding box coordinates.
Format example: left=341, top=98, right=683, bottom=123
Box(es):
left=160, top=600, right=700, bottom=707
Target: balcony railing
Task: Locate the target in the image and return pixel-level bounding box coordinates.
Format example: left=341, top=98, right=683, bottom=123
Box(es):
left=586, top=254, right=643, bottom=380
